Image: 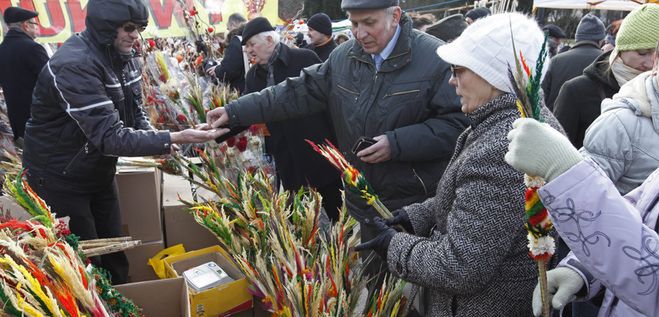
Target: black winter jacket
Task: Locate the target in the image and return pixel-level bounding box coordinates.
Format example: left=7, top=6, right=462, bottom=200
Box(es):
left=224, top=14, right=468, bottom=223
left=214, top=35, right=246, bottom=94
left=541, top=41, right=602, bottom=110
left=0, top=29, right=49, bottom=139
left=23, top=0, right=171, bottom=192
left=553, top=50, right=619, bottom=148
left=304, top=39, right=337, bottom=62
left=245, top=44, right=338, bottom=190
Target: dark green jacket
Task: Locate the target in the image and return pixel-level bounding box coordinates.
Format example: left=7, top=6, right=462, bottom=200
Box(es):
left=225, top=14, right=467, bottom=222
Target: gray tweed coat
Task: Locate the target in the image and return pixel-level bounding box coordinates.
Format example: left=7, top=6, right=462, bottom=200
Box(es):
left=387, top=93, right=562, bottom=316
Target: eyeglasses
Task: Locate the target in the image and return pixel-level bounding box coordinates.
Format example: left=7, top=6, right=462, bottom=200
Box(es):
left=122, top=23, right=146, bottom=33
left=450, top=65, right=466, bottom=78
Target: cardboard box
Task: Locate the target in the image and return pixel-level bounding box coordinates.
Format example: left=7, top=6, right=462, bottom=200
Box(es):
left=115, top=277, right=191, bottom=317
left=164, top=203, right=219, bottom=250
left=162, top=173, right=219, bottom=250
left=124, top=240, right=164, bottom=283
left=164, top=246, right=252, bottom=317
left=116, top=166, right=163, bottom=242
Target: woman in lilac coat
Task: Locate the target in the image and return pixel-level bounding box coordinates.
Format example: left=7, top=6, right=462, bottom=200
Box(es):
left=506, top=117, right=659, bottom=317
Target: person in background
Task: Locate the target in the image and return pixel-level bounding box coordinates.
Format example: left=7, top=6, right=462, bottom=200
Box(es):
left=206, top=13, right=247, bottom=94
left=602, top=19, right=622, bottom=53
left=543, top=24, right=567, bottom=57
left=304, top=13, right=337, bottom=62
left=542, top=14, right=606, bottom=110
left=464, top=7, right=490, bottom=24
left=553, top=3, right=659, bottom=149
left=355, top=12, right=563, bottom=316
left=425, top=13, right=468, bottom=43
left=409, top=12, right=435, bottom=32
left=580, top=38, right=659, bottom=195
left=204, top=0, right=468, bottom=294
left=506, top=116, right=659, bottom=317
left=335, top=33, right=350, bottom=45
left=22, top=0, right=224, bottom=284
left=239, top=17, right=343, bottom=221
left=0, top=7, right=49, bottom=141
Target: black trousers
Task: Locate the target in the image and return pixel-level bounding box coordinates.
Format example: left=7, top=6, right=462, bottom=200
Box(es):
left=316, top=178, right=344, bottom=222
left=28, top=175, right=129, bottom=284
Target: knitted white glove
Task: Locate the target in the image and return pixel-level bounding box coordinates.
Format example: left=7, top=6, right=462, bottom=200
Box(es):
left=532, top=267, right=585, bottom=317
left=505, top=118, right=583, bottom=182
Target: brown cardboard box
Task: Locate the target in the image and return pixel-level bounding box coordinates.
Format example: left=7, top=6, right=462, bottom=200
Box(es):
left=124, top=240, right=164, bottom=283
left=162, top=174, right=218, bottom=250
left=115, top=277, right=191, bottom=317
left=164, top=246, right=252, bottom=317
left=163, top=204, right=219, bottom=250
left=116, top=166, right=163, bottom=242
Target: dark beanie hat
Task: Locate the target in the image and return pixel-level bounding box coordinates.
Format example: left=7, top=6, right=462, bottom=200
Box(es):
left=542, top=24, right=567, bottom=38
left=307, top=13, right=332, bottom=37
left=341, top=0, right=399, bottom=10
left=241, top=17, right=275, bottom=45
left=465, top=7, right=490, bottom=21
left=426, top=14, right=468, bottom=43
left=575, top=14, right=606, bottom=42
left=3, top=7, right=38, bottom=24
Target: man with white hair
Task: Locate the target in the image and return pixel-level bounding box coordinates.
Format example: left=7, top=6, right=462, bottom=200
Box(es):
left=206, top=0, right=466, bottom=286
left=224, top=17, right=343, bottom=221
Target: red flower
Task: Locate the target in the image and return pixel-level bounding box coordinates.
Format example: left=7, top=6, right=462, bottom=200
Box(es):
left=195, top=55, right=204, bottom=66
left=157, top=116, right=166, bottom=124
left=176, top=114, right=188, bottom=123
left=189, top=9, right=197, bottom=16
left=175, top=54, right=184, bottom=63
left=236, top=136, right=248, bottom=152
left=207, top=27, right=214, bottom=33
left=298, top=20, right=305, bottom=25
left=148, top=39, right=156, bottom=48
left=226, top=136, right=237, bottom=147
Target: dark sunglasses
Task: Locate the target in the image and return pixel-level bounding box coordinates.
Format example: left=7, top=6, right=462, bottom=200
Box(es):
left=122, top=23, right=146, bottom=33
left=450, top=65, right=466, bottom=77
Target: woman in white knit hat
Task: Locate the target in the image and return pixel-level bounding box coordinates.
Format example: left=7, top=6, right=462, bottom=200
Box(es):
left=355, top=12, right=564, bottom=316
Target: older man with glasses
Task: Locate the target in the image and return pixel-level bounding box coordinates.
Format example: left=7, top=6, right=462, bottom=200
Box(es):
left=0, top=7, right=49, bottom=141
left=21, top=0, right=224, bottom=284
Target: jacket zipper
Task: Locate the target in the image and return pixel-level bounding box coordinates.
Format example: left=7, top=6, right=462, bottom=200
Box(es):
left=384, top=89, right=420, bottom=98
left=62, top=142, right=88, bottom=175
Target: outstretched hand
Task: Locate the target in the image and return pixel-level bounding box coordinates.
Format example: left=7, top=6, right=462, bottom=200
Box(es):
left=205, top=107, right=230, bottom=129
left=170, top=128, right=229, bottom=144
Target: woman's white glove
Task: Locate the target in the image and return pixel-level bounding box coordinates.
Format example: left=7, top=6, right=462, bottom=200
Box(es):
left=505, top=118, right=583, bottom=182
left=532, top=267, right=585, bottom=316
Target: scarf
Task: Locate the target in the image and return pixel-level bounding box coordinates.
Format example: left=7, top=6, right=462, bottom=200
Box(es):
left=266, top=43, right=282, bottom=87
left=609, top=50, right=644, bottom=86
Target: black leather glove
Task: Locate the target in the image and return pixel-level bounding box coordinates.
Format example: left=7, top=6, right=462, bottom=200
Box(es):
left=354, top=217, right=396, bottom=260
left=385, top=209, right=414, bottom=234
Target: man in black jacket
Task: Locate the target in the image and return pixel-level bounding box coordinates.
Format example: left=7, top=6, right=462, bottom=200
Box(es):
left=0, top=7, right=49, bottom=140
left=304, top=13, right=337, bottom=61
left=22, top=0, right=223, bottom=284
left=241, top=17, right=343, bottom=220
left=207, top=13, right=247, bottom=94
left=542, top=14, right=606, bottom=110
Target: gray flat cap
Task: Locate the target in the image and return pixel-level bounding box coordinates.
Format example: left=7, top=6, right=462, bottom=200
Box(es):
left=341, top=0, right=399, bottom=10
left=426, top=14, right=468, bottom=42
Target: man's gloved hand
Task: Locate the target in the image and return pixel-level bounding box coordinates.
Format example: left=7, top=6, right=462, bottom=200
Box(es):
left=505, top=118, right=583, bottom=182
left=532, top=267, right=585, bottom=316
left=354, top=217, right=397, bottom=260
left=385, top=209, right=414, bottom=233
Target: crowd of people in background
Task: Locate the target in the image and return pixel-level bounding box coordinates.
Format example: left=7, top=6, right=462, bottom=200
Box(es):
left=1, top=0, right=659, bottom=316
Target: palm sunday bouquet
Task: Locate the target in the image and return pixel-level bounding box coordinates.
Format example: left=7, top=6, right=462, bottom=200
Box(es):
left=172, top=151, right=407, bottom=316
left=0, top=171, right=143, bottom=317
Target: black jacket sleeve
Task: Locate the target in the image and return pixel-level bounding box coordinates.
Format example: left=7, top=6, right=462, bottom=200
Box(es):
left=27, top=43, right=49, bottom=77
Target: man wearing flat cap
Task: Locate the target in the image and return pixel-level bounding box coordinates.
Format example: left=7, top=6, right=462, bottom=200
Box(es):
left=0, top=7, right=49, bottom=141
left=304, top=13, right=337, bottom=61
left=206, top=0, right=467, bottom=298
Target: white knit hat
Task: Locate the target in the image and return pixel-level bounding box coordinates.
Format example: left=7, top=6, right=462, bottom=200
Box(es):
left=436, top=12, right=548, bottom=94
